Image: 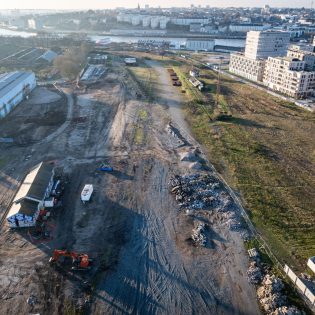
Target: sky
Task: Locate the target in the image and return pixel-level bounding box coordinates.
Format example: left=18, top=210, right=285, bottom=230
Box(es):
left=0, top=0, right=312, bottom=10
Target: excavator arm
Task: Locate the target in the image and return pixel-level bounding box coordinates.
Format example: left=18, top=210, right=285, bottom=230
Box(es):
left=49, top=249, right=92, bottom=270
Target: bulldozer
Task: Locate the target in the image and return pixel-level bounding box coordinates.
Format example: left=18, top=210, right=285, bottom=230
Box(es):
left=49, top=249, right=93, bottom=270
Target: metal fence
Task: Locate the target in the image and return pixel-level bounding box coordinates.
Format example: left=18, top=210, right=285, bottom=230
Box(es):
left=284, top=264, right=315, bottom=306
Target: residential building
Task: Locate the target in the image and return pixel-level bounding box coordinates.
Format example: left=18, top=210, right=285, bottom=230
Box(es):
left=263, top=56, right=315, bottom=98
left=229, top=53, right=266, bottom=82
left=244, top=30, right=290, bottom=60
left=0, top=72, right=36, bottom=119
left=287, top=45, right=315, bottom=71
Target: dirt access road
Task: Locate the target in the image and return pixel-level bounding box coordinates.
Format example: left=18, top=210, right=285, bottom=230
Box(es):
left=91, top=61, right=260, bottom=315
left=0, top=60, right=260, bottom=314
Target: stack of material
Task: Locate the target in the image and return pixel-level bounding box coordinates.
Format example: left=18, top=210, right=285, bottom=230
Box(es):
left=247, top=261, right=263, bottom=284
left=257, top=275, right=286, bottom=313
left=271, top=306, right=302, bottom=315
left=188, top=162, right=203, bottom=170
left=169, top=174, right=220, bottom=210
left=192, top=221, right=207, bottom=247
left=170, top=173, right=243, bottom=232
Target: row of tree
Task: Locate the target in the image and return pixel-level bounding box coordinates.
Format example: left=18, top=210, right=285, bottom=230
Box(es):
left=53, top=42, right=93, bottom=80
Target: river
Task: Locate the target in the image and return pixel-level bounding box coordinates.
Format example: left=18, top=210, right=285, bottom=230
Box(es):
left=0, top=28, right=245, bottom=48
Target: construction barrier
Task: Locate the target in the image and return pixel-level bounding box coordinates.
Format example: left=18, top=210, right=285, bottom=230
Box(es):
left=284, top=265, right=315, bottom=306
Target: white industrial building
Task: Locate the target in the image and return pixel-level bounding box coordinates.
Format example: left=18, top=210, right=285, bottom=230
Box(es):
left=186, top=39, right=215, bottom=51
left=171, top=18, right=209, bottom=26
left=229, top=24, right=271, bottom=33
left=0, top=71, right=36, bottom=119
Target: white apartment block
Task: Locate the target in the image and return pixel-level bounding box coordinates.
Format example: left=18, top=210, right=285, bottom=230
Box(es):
left=245, top=30, right=290, bottom=60
left=287, top=45, right=315, bottom=71
left=229, top=53, right=266, bottom=82
left=263, top=57, right=315, bottom=98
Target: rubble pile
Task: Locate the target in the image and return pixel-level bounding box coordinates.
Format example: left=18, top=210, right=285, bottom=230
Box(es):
left=271, top=306, right=302, bottom=315
left=257, top=275, right=287, bottom=313
left=247, top=261, right=263, bottom=284
left=180, top=151, right=197, bottom=162
left=169, top=173, right=244, bottom=232
left=191, top=221, right=207, bottom=247
left=170, top=174, right=221, bottom=210
left=188, top=161, right=203, bottom=170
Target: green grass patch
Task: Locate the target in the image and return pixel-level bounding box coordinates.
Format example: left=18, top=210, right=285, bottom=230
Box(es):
left=184, top=67, right=315, bottom=271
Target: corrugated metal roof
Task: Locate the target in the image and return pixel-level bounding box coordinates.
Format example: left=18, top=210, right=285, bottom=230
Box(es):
left=6, top=162, right=54, bottom=219
left=38, top=50, right=58, bottom=63
left=8, top=199, right=39, bottom=218
left=0, top=71, right=34, bottom=100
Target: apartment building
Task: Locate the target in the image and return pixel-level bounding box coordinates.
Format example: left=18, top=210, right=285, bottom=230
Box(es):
left=229, top=53, right=266, bottom=81
left=287, top=44, right=315, bottom=71
left=263, top=57, right=315, bottom=98
left=229, top=30, right=289, bottom=82
left=244, top=30, right=290, bottom=59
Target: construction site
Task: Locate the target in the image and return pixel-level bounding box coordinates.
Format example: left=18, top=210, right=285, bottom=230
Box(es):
left=0, top=46, right=313, bottom=315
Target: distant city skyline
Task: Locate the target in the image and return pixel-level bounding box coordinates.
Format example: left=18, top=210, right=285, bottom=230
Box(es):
left=0, top=0, right=313, bottom=10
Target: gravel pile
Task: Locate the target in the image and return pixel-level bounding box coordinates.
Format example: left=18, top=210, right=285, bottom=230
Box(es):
left=247, top=261, right=263, bottom=284
left=170, top=174, right=221, bottom=210
left=191, top=221, right=207, bottom=247
left=257, top=275, right=286, bottom=313
left=271, top=306, right=302, bottom=315
left=169, top=173, right=244, bottom=232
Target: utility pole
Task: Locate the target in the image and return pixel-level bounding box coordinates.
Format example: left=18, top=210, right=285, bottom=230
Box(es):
left=215, top=56, right=224, bottom=109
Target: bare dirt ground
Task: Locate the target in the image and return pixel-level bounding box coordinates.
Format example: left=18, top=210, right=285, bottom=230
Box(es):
left=0, top=59, right=260, bottom=315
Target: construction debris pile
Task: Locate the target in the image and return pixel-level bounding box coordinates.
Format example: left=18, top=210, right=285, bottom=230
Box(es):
left=170, top=174, right=221, bottom=210
left=257, top=274, right=286, bottom=313
left=271, top=306, right=302, bottom=315
left=247, top=260, right=263, bottom=284
left=191, top=221, right=207, bottom=247
left=169, top=173, right=243, bottom=232
left=247, top=249, right=302, bottom=315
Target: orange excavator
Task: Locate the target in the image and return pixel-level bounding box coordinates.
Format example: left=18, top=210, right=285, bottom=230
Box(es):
left=49, top=249, right=92, bottom=270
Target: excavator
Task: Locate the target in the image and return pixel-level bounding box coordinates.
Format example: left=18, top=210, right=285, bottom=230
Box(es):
left=49, top=249, right=92, bottom=270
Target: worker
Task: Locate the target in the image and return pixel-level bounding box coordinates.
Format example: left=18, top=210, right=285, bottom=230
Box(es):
left=133, top=164, right=136, bottom=174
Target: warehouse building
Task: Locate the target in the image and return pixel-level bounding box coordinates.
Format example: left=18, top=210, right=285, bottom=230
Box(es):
left=186, top=39, right=215, bottom=51
left=6, top=162, right=55, bottom=228
left=229, top=23, right=271, bottom=33
left=0, top=71, right=36, bottom=119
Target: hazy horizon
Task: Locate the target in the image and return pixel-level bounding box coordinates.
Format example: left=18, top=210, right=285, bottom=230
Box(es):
left=0, top=0, right=313, bottom=10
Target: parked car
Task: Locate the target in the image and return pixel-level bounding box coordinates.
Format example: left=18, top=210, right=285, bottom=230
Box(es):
left=99, top=164, right=113, bottom=172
